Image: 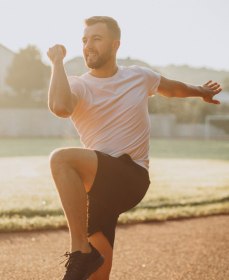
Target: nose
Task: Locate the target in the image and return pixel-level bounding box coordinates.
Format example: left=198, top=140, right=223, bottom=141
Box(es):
left=84, top=39, right=93, bottom=50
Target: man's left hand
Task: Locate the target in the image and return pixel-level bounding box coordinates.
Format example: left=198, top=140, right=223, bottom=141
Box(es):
left=201, top=80, right=222, bottom=105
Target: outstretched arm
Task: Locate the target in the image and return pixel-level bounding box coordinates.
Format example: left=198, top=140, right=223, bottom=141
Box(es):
left=158, top=76, right=222, bottom=105
left=47, top=44, right=78, bottom=118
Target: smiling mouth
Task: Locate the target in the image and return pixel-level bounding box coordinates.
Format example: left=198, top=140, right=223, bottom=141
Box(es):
left=87, top=52, right=97, bottom=58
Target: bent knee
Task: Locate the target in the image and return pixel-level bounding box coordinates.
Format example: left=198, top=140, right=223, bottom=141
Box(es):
left=49, top=148, right=68, bottom=171
left=49, top=147, right=89, bottom=171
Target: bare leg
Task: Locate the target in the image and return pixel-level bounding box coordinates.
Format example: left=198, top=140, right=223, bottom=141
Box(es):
left=88, top=232, right=113, bottom=280
left=50, top=147, right=98, bottom=253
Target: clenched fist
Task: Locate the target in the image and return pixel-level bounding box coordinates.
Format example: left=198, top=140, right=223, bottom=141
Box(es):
left=47, top=44, right=67, bottom=64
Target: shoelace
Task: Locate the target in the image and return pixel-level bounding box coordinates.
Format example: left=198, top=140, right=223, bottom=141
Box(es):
left=61, top=251, right=85, bottom=275
left=59, top=252, right=71, bottom=266
left=61, top=252, right=73, bottom=268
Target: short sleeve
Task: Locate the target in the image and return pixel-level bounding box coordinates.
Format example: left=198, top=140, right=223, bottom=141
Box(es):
left=140, top=66, right=161, bottom=96
left=67, top=76, right=85, bottom=101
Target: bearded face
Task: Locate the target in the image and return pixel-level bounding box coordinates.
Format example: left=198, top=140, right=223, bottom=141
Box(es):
left=84, top=44, right=113, bottom=69
left=82, top=23, right=117, bottom=70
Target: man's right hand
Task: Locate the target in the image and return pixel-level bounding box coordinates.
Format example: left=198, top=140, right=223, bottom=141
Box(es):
left=47, top=44, right=67, bottom=64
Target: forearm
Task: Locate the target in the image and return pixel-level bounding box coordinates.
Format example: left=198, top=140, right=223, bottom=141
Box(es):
left=170, top=81, right=203, bottom=98
left=158, top=76, right=221, bottom=105
left=48, top=62, right=74, bottom=117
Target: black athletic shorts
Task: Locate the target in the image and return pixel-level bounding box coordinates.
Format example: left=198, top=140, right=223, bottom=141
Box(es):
left=87, top=150, right=150, bottom=248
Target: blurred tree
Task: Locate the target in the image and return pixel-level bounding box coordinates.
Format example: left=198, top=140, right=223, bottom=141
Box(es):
left=5, top=45, right=50, bottom=100
left=148, top=95, right=226, bottom=123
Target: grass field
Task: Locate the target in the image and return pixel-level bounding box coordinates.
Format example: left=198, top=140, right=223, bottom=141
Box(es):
left=0, top=138, right=229, bottom=232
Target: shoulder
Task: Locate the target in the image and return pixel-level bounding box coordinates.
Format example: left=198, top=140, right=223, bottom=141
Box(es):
left=67, top=75, right=86, bottom=87
left=121, top=65, right=160, bottom=77
left=123, top=66, right=161, bottom=96
left=67, top=75, right=87, bottom=96
left=68, top=75, right=85, bottom=84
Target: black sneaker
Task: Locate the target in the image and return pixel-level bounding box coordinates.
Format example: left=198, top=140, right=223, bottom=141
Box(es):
left=61, top=243, right=104, bottom=280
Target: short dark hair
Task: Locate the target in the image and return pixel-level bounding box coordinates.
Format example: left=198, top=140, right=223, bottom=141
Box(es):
left=84, top=16, right=121, bottom=40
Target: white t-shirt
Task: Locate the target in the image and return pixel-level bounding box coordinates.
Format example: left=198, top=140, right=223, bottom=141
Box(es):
left=68, top=65, right=161, bottom=170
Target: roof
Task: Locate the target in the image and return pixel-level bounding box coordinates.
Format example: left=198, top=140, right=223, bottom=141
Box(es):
left=0, top=43, right=15, bottom=54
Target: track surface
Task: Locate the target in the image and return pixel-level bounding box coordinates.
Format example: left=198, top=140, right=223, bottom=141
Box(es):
left=0, top=215, right=229, bottom=280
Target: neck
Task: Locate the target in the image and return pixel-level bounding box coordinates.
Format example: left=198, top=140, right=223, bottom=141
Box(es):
left=89, top=60, right=118, bottom=78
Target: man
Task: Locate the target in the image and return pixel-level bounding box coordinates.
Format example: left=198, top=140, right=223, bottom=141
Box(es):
left=47, top=16, right=221, bottom=280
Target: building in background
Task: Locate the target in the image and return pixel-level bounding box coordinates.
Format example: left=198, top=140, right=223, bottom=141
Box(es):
left=0, top=44, right=15, bottom=95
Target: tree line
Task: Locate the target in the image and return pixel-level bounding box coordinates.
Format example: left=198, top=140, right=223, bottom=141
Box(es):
left=2, top=45, right=50, bottom=107
left=1, top=45, right=229, bottom=123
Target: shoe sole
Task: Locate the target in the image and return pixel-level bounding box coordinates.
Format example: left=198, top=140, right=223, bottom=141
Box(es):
left=82, top=255, right=104, bottom=280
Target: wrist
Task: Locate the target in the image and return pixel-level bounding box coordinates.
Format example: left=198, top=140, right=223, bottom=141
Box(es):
left=198, top=85, right=207, bottom=99
left=52, top=60, right=64, bottom=67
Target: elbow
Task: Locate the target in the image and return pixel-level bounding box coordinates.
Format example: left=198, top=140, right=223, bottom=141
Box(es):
left=49, top=103, right=73, bottom=118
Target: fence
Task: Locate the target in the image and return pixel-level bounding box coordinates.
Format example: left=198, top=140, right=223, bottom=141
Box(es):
left=0, top=109, right=228, bottom=139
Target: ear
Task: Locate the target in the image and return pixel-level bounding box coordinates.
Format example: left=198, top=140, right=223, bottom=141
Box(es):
left=112, top=40, right=120, bottom=52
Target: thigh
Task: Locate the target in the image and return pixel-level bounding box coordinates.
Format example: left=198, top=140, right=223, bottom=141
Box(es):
left=50, top=147, right=98, bottom=192
left=89, top=152, right=150, bottom=214
left=113, top=155, right=150, bottom=213
left=87, top=151, right=150, bottom=247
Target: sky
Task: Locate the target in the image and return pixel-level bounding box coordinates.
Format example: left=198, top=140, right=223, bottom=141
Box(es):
left=1, top=0, right=229, bottom=71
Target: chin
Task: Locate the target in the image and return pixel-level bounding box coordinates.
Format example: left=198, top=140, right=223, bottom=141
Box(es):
left=85, top=56, right=107, bottom=69
left=86, top=62, right=102, bottom=69
left=85, top=63, right=96, bottom=69
left=84, top=59, right=95, bottom=69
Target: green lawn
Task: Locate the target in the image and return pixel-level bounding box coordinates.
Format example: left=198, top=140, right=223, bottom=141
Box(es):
left=1, top=137, right=229, bottom=160
left=0, top=138, right=229, bottom=231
